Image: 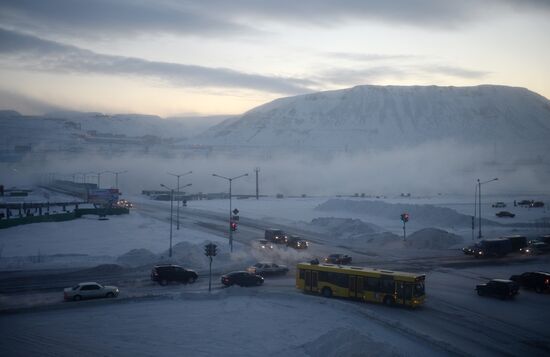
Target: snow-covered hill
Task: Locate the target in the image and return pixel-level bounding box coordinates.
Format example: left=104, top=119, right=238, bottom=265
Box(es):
left=194, top=85, right=550, bottom=153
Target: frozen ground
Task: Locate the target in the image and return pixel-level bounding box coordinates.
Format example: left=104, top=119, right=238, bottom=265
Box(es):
left=1, top=191, right=550, bottom=356
left=1, top=258, right=549, bottom=357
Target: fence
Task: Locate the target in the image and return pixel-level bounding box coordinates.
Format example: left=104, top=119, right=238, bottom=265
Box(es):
left=0, top=207, right=129, bottom=229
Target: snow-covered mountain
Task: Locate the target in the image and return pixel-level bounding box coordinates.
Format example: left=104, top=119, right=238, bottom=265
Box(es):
left=194, top=85, right=550, bottom=152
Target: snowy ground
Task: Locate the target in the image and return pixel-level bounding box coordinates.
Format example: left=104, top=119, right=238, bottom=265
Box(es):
left=1, top=190, right=550, bottom=356
left=1, top=258, right=549, bottom=357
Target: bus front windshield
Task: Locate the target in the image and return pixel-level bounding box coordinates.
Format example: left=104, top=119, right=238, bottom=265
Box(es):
left=413, top=281, right=425, bottom=297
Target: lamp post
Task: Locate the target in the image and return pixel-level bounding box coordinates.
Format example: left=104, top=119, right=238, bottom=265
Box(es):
left=168, top=171, right=192, bottom=230
left=212, top=172, right=248, bottom=252
left=472, top=183, right=477, bottom=241
left=160, top=184, right=175, bottom=258
left=94, top=171, right=109, bottom=188
left=106, top=170, right=128, bottom=190
left=84, top=172, right=97, bottom=185
left=477, top=177, right=498, bottom=239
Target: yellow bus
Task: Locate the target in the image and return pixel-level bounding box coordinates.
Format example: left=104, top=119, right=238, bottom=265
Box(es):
left=296, top=262, right=426, bottom=307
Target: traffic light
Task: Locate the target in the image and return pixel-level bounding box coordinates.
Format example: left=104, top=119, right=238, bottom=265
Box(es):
left=230, top=221, right=237, bottom=231
left=204, top=243, right=218, bottom=257
left=400, top=213, right=409, bottom=222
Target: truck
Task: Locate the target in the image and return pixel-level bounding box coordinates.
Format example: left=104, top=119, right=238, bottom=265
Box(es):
left=264, top=228, right=288, bottom=244
left=502, top=235, right=527, bottom=252
left=472, top=238, right=513, bottom=258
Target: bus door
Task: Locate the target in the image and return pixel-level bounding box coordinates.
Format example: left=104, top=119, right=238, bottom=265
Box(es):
left=304, top=270, right=318, bottom=292
left=350, top=276, right=364, bottom=299
left=396, top=282, right=413, bottom=305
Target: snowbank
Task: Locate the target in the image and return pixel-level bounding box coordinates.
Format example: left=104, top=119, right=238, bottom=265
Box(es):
left=316, top=199, right=498, bottom=228
left=405, top=228, right=464, bottom=249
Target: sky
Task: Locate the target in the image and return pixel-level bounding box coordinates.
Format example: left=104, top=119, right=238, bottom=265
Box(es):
left=1, top=0, right=549, bottom=117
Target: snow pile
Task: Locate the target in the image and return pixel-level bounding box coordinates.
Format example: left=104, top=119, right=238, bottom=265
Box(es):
left=74, top=264, right=125, bottom=275
left=116, top=249, right=158, bottom=267
left=309, top=217, right=380, bottom=238
left=316, top=199, right=497, bottom=228
left=304, top=328, right=399, bottom=357
left=405, top=228, right=463, bottom=249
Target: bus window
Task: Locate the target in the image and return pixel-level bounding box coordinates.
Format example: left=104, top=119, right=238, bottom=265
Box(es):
left=380, top=278, right=394, bottom=293
left=365, top=277, right=380, bottom=292
left=318, top=271, right=328, bottom=281
left=327, top=272, right=348, bottom=288
left=299, top=269, right=305, bottom=279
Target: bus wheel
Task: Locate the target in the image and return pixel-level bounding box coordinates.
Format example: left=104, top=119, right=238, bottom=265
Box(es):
left=322, top=287, right=332, bottom=298
left=383, top=296, right=394, bottom=306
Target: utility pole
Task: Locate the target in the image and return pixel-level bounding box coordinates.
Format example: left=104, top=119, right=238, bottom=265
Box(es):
left=477, top=178, right=498, bottom=239
left=254, top=167, right=260, bottom=200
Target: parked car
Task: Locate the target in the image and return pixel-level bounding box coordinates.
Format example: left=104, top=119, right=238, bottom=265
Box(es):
left=476, top=279, right=519, bottom=299
left=517, top=200, right=532, bottom=207
left=221, top=271, right=264, bottom=287
left=531, top=201, right=545, bottom=208
left=495, top=211, right=515, bottom=218
left=265, top=228, right=288, bottom=244
left=64, top=282, right=119, bottom=301
left=509, top=272, right=550, bottom=293
left=324, top=254, right=352, bottom=265
left=247, top=262, right=289, bottom=276
left=286, top=235, right=309, bottom=249
left=520, top=241, right=550, bottom=255
left=492, top=202, right=506, bottom=208
left=151, top=264, right=198, bottom=285
left=255, top=239, right=274, bottom=250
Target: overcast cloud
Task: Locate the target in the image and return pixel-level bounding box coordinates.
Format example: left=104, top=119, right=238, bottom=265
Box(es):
left=0, top=28, right=315, bottom=95
left=1, top=0, right=548, bottom=41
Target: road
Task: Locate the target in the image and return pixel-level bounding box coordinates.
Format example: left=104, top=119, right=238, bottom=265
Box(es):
left=1, top=200, right=550, bottom=356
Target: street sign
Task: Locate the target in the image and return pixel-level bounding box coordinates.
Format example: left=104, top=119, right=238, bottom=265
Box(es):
left=233, top=208, right=239, bottom=215
left=232, top=215, right=239, bottom=221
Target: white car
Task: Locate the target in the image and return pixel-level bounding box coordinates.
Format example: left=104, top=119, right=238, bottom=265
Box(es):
left=64, top=282, right=119, bottom=301
left=247, top=263, right=289, bottom=276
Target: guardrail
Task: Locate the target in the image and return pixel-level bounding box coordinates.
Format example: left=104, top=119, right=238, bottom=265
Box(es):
left=0, top=207, right=129, bottom=229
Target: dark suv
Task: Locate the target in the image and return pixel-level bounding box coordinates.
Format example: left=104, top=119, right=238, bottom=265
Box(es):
left=324, top=254, right=352, bottom=265
left=221, top=271, right=264, bottom=287
left=151, top=264, right=198, bottom=285
left=476, top=279, right=519, bottom=299
left=509, top=272, right=550, bottom=293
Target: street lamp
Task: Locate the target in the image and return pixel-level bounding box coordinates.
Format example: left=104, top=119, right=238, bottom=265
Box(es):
left=212, top=172, right=248, bottom=252
left=94, top=171, right=109, bottom=188
left=472, top=183, right=478, bottom=241
left=168, top=171, right=192, bottom=230
left=160, top=183, right=175, bottom=258
left=106, top=170, right=128, bottom=189
left=477, top=177, right=498, bottom=239
left=84, top=172, right=97, bottom=185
